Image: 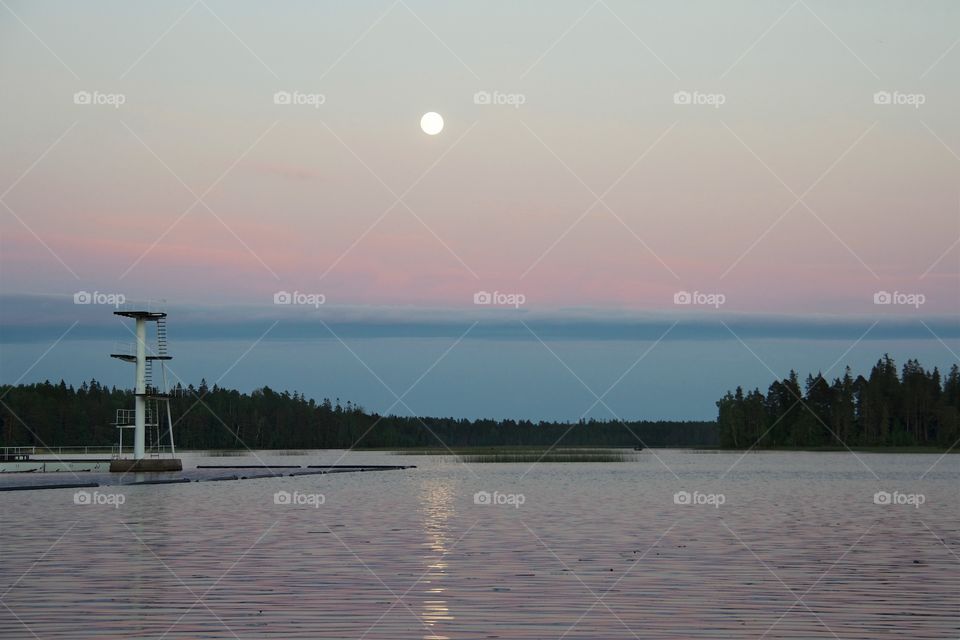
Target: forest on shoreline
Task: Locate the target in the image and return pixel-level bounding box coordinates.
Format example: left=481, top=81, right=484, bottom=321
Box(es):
left=717, top=356, right=960, bottom=448
left=0, top=380, right=716, bottom=450
left=2, top=355, right=957, bottom=451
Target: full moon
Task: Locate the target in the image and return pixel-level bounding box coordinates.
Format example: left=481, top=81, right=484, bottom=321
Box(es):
left=420, top=112, right=444, bottom=135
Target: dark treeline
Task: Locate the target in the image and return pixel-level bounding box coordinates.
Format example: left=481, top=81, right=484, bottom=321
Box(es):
left=0, top=380, right=717, bottom=449
left=717, top=356, right=960, bottom=448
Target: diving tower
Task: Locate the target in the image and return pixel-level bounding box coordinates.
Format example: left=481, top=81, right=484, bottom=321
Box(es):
left=109, top=307, right=182, bottom=472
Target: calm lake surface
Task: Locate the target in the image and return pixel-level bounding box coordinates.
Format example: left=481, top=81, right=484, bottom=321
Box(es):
left=1, top=450, right=958, bottom=639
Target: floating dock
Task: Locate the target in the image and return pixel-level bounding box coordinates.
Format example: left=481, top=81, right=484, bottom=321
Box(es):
left=0, top=459, right=112, bottom=473
left=108, top=458, right=183, bottom=472
left=0, top=448, right=181, bottom=473
left=0, top=448, right=415, bottom=476
left=0, top=464, right=416, bottom=491
left=0, top=449, right=110, bottom=473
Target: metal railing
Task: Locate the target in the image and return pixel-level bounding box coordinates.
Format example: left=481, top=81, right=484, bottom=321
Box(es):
left=111, top=341, right=137, bottom=357
left=1, top=446, right=36, bottom=456
left=112, top=444, right=175, bottom=460
left=115, top=408, right=160, bottom=426
left=9, top=446, right=113, bottom=455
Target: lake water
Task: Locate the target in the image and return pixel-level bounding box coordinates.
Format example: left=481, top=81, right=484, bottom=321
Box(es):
left=1, top=450, right=958, bottom=638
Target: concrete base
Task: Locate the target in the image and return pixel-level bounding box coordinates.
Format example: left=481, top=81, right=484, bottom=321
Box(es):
left=109, top=458, right=183, bottom=473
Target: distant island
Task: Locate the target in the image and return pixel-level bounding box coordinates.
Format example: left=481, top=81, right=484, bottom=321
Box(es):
left=2, top=356, right=957, bottom=451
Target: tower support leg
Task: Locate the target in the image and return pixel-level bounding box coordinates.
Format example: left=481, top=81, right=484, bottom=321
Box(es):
left=134, top=318, right=146, bottom=460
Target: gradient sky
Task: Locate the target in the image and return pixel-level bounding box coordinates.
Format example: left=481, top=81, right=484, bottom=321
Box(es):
left=1, top=1, right=958, bottom=420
